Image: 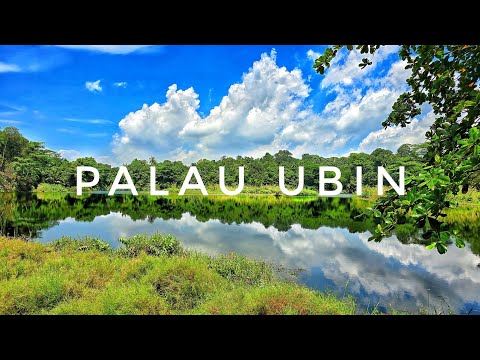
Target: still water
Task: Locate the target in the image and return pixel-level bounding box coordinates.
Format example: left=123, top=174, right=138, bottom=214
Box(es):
left=1, top=192, right=480, bottom=314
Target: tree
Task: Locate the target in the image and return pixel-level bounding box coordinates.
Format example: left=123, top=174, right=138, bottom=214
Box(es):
left=0, top=127, right=29, bottom=171
left=396, top=144, right=426, bottom=160
left=313, top=45, right=480, bottom=253
left=128, top=159, right=150, bottom=190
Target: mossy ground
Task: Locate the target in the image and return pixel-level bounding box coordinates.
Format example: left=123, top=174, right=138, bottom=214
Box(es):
left=0, top=235, right=358, bottom=315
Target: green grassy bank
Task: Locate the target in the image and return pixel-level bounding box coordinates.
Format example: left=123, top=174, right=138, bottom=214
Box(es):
left=0, top=234, right=358, bottom=315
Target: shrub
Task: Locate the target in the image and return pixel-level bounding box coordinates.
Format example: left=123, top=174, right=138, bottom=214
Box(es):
left=50, top=236, right=112, bottom=253
left=35, top=183, right=69, bottom=193
left=118, top=233, right=183, bottom=257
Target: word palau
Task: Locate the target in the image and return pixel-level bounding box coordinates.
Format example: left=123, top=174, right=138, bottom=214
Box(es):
left=76, top=166, right=405, bottom=196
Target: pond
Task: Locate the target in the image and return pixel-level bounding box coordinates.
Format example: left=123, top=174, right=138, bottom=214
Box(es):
left=1, top=192, right=480, bottom=314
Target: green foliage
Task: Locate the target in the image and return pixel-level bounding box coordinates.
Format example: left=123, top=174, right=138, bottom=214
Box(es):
left=0, top=127, right=74, bottom=192
left=0, top=236, right=359, bottom=315
left=312, top=45, right=480, bottom=253
left=1, top=126, right=429, bottom=193
left=35, top=183, right=69, bottom=193
left=118, top=233, right=183, bottom=257
left=50, top=236, right=112, bottom=252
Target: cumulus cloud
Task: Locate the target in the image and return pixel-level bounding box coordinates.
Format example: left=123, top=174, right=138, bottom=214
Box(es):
left=114, top=82, right=127, bottom=88
left=85, top=80, right=102, bottom=92
left=113, top=50, right=343, bottom=163
left=379, top=60, right=411, bottom=88
left=0, top=61, right=21, bottom=73
left=358, top=112, right=435, bottom=153
left=331, top=88, right=403, bottom=132
left=320, top=45, right=400, bottom=88
left=319, top=54, right=413, bottom=146
left=110, top=48, right=420, bottom=164
left=306, top=49, right=320, bottom=62
left=56, top=45, right=154, bottom=55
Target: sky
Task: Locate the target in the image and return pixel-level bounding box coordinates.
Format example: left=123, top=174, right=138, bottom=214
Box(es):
left=0, top=45, right=433, bottom=165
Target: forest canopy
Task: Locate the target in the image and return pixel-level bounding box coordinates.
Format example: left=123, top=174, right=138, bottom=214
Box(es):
left=0, top=126, right=443, bottom=193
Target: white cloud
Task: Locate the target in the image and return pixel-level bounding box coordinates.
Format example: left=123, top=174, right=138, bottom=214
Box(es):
left=358, top=111, right=434, bottom=153
left=379, top=60, right=411, bottom=88
left=58, top=149, right=81, bottom=161
left=56, top=45, right=154, bottom=55
left=85, top=80, right=102, bottom=92
left=113, top=50, right=340, bottom=163
left=0, top=119, right=22, bottom=125
left=321, top=45, right=400, bottom=88
left=0, top=104, right=25, bottom=116
left=114, top=82, right=127, bottom=88
left=306, top=49, right=320, bottom=62
left=1, top=47, right=68, bottom=73
left=65, top=118, right=112, bottom=124
left=319, top=55, right=412, bottom=141
left=57, top=128, right=77, bottom=134
left=0, top=61, right=21, bottom=73
left=110, top=48, right=421, bottom=164
left=58, top=150, right=112, bottom=163
left=331, top=88, right=404, bottom=132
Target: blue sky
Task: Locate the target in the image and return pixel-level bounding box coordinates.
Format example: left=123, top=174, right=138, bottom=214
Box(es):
left=0, top=45, right=433, bottom=164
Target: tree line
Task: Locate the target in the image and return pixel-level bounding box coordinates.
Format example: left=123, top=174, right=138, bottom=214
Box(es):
left=0, top=126, right=456, bottom=193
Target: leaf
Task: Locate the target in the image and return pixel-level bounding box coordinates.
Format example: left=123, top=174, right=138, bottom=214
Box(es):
left=376, top=224, right=383, bottom=233
left=426, top=243, right=436, bottom=250
left=440, top=231, right=450, bottom=242
left=436, top=243, right=448, bottom=254
left=469, top=127, right=479, bottom=140
left=422, top=230, right=433, bottom=239
left=455, top=238, right=465, bottom=248
left=438, top=175, right=450, bottom=182
left=415, top=205, right=426, bottom=214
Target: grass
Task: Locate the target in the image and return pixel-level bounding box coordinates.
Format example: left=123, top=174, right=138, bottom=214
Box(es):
left=0, top=234, right=358, bottom=315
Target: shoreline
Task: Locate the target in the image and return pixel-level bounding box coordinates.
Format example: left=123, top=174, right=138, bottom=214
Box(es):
left=0, top=235, right=368, bottom=315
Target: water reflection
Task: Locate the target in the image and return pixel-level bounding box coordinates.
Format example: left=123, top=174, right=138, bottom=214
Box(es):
left=1, top=193, right=480, bottom=313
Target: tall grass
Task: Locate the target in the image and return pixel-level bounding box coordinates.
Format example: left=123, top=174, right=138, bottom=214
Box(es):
left=0, top=235, right=358, bottom=315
